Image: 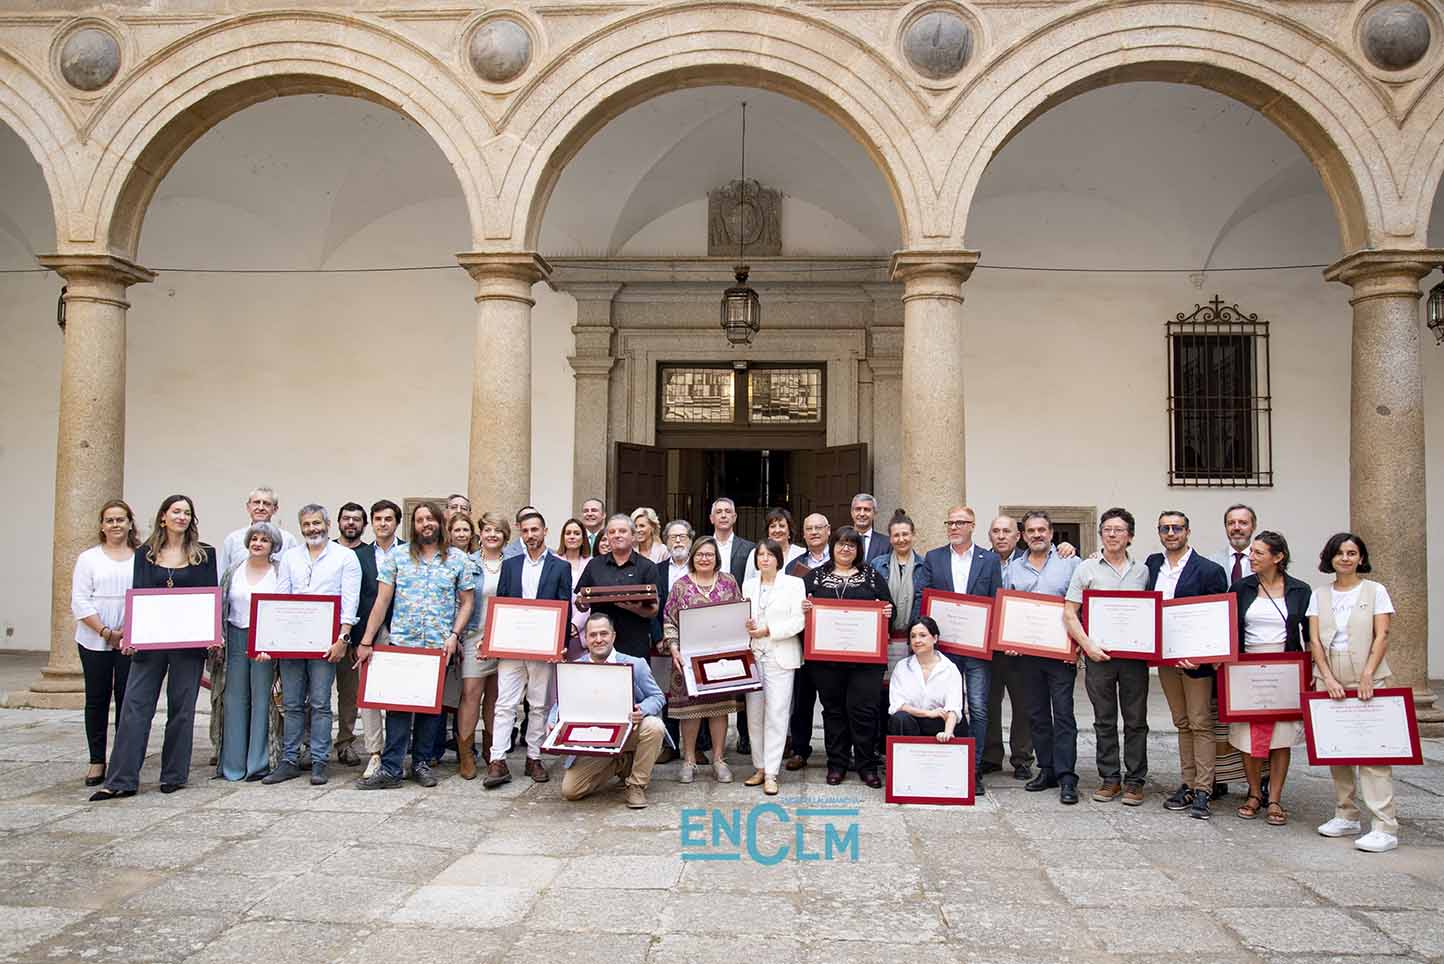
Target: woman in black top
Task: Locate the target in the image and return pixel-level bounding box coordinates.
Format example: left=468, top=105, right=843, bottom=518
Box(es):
left=802, top=526, right=894, bottom=787
left=92, top=495, right=219, bottom=800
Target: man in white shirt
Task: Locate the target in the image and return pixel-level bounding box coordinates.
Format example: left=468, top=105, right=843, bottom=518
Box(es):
left=579, top=498, right=606, bottom=553
left=709, top=498, right=754, bottom=584
left=263, top=504, right=361, bottom=787
left=217, top=486, right=299, bottom=577
left=1209, top=503, right=1257, bottom=585
left=357, top=500, right=406, bottom=778
left=790, top=513, right=831, bottom=577
left=661, top=520, right=693, bottom=591
left=851, top=493, right=888, bottom=562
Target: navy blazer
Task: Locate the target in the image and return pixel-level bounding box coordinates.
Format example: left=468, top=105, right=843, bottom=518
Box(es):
left=858, top=529, right=890, bottom=563
left=912, top=544, right=1003, bottom=621
left=1145, top=550, right=1228, bottom=677
left=496, top=551, right=575, bottom=627
left=719, top=536, right=756, bottom=587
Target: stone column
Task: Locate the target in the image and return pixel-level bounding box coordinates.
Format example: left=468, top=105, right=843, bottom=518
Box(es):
left=864, top=282, right=905, bottom=532
left=11, top=255, right=154, bottom=709
left=1325, top=249, right=1442, bottom=732
left=457, top=252, right=551, bottom=514
left=890, top=250, right=978, bottom=550
left=564, top=283, right=620, bottom=510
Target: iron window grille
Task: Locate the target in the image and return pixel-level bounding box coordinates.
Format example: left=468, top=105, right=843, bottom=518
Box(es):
left=1166, top=296, right=1273, bottom=488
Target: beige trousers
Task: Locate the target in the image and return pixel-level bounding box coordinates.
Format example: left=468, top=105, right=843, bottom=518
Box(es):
left=1157, top=664, right=1216, bottom=790
left=1320, top=653, right=1398, bottom=835
left=561, top=716, right=666, bottom=800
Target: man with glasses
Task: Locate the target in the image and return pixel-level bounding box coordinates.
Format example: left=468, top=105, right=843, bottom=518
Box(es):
left=784, top=513, right=831, bottom=771
left=1147, top=511, right=1228, bottom=819
left=912, top=506, right=1001, bottom=792
left=982, top=515, right=1034, bottom=780
left=1063, top=507, right=1152, bottom=807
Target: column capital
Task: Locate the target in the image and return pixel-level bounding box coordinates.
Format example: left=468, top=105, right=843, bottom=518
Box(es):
left=567, top=355, right=615, bottom=377
left=456, top=251, right=551, bottom=285
left=888, top=249, right=979, bottom=285
left=37, top=254, right=155, bottom=287
left=1323, top=248, right=1444, bottom=297
left=556, top=281, right=622, bottom=304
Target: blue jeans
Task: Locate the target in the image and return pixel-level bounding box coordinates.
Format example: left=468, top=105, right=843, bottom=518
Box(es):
left=382, top=710, right=440, bottom=778
left=278, top=658, right=335, bottom=766
left=1019, top=655, right=1078, bottom=784
left=220, top=623, right=274, bottom=780
left=945, top=653, right=991, bottom=772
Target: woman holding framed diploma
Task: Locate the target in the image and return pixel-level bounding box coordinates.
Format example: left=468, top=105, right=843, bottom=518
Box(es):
left=886, top=618, right=961, bottom=742
left=70, top=499, right=139, bottom=786
left=662, top=536, right=744, bottom=784
left=216, top=523, right=280, bottom=781
left=93, top=495, right=219, bottom=801
left=801, top=526, right=895, bottom=789
left=1307, top=532, right=1401, bottom=853
left=1228, top=531, right=1312, bottom=826
left=741, top=538, right=806, bottom=795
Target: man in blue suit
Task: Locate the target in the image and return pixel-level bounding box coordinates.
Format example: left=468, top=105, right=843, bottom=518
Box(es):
left=483, top=511, right=574, bottom=789
left=912, top=505, right=1003, bottom=789
left=851, top=493, right=891, bottom=563
left=1145, top=510, right=1229, bottom=820
left=558, top=612, right=670, bottom=809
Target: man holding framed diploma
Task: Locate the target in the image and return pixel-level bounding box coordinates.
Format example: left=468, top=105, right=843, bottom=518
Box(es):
left=1144, top=511, right=1231, bottom=819
left=482, top=511, right=574, bottom=790
left=262, top=505, right=361, bottom=787
left=1063, top=508, right=1152, bottom=807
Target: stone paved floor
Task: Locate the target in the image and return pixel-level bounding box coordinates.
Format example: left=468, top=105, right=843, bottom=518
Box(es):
left=1, top=652, right=1443, bottom=963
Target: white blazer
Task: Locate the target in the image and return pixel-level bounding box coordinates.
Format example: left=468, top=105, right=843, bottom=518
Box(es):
left=741, top=572, right=806, bottom=670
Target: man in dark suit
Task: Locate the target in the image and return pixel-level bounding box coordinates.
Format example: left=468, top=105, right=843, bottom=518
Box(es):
left=912, top=505, right=1003, bottom=789
left=1145, top=510, right=1228, bottom=820
left=483, top=510, right=575, bottom=789
left=851, top=493, right=891, bottom=562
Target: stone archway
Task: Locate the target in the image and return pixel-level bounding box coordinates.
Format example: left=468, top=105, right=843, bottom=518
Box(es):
left=0, top=46, right=74, bottom=251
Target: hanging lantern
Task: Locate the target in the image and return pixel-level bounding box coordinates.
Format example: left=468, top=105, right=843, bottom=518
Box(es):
left=720, top=102, right=760, bottom=346
left=1428, top=278, right=1444, bottom=345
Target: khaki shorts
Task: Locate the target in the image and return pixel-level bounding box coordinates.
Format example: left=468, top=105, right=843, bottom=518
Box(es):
left=461, top=628, right=498, bottom=680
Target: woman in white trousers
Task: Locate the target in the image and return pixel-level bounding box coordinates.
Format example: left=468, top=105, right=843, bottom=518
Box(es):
left=742, top=539, right=806, bottom=795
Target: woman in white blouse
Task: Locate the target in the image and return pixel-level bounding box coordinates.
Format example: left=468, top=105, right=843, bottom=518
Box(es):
left=1308, top=532, right=1400, bottom=853
left=218, top=522, right=281, bottom=781
left=741, top=539, right=806, bottom=794
left=70, top=500, right=139, bottom=786
left=887, top=617, right=962, bottom=743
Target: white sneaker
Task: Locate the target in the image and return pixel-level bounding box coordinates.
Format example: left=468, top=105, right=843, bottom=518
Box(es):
left=362, top=754, right=381, bottom=780
left=1317, top=816, right=1362, bottom=837
left=679, top=761, right=695, bottom=785
left=1355, top=830, right=1398, bottom=853
left=714, top=761, right=733, bottom=784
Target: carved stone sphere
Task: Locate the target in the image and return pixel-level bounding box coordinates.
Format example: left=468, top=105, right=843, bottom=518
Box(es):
left=469, top=19, right=531, bottom=84
left=60, top=27, right=120, bottom=91
left=1362, top=2, right=1432, bottom=71
left=902, top=10, right=972, bottom=80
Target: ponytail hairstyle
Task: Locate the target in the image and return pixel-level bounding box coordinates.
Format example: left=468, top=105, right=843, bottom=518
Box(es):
left=887, top=508, right=914, bottom=534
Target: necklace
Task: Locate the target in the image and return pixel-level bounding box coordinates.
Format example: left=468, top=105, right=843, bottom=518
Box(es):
left=482, top=556, right=502, bottom=575
left=165, top=567, right=175, bottom=589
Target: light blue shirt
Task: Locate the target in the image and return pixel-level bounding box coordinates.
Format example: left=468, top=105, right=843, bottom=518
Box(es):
left=1003, top=547, right=1080, bottom=598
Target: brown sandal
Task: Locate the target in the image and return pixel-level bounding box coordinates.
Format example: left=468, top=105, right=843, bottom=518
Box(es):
left=1266, top=802, right=1288, bottom=826
left=1236, top=794, right=1263, bottom=819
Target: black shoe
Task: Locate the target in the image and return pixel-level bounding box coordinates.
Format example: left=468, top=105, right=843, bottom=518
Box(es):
left=975, top=776, right=986, bottom=797
left=84, top=774, right=104, bottom=787
left=979, top=761, right=1002, bottom=775
left=1213, top=782, right=1228, bottom=799
left=1260, top=776, right=1270, bottom=801
left=1163, top=783, right=1193, bottom=811
left=159, top=783, right=183, bottom=794
left=1189, top=788, right=1213, bottom=820
left=88, top=788, right=135, bottom=802
left=825, top=768, right=845, bottom=786
left=245, top=770, right=268, bottom=783
left=355, top=771, right=402, bottom=790
left=1059, top=782, right=1079, bottom=805
left=1024, top=770, right=1058, bottom=792
left=736, top=737, right=751, bottom=755
left=262, top=761, right=303, bottom=785
left=859, top=770, right=882, bottom=789
left=311, top=764, right=329, bottom=786
left=412, top=762, right=438, bottom=788
left=1013, top=764, right=1033, bottom=781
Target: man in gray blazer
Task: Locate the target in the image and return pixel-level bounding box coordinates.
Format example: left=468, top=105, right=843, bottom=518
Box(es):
left=1209, top=503, right=1257, bottom=586
left=557, top=613, right=670, bottom=809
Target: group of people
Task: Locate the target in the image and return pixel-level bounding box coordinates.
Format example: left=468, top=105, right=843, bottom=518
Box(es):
left=70, top=488, right=1404, bottom=850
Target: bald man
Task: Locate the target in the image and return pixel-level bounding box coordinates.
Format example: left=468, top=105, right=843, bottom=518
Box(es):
left=784, top=513, right=833, bottom=771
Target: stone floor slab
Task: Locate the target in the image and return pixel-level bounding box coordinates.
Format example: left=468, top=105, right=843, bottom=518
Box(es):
left=0, top=905, right=90, bottom=958
left=389, top=885, right=537, bottom=929
left=1217, top=907, right=1403, bottom=955
left=17, top=912, right=228, bottom=963
left=1360, top=909, right=1444, bottom=957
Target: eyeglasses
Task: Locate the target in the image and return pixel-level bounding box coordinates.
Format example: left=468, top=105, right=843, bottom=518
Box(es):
left=1100, top=527, right=1131, bottom=536
left=944, top=520, right=974, bottom=528
left=1157, top=525, right=1187, bottom=534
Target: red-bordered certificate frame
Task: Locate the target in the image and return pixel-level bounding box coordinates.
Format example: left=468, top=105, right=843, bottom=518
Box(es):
left=885, top=736, right=975, bottom=806
left=1302, top=687, right=1422, bottom=766
left=1158, top=593, right=1239, bottom=667
left=804, top=598, right=887, bottom=664
left=1080, top=589, right=1162, bottom=661
left=989, top=590, right=1075, bottom=661
left=247, top=593, right=340, bottom=660
left=357, top=644, right=446, bottom=714
left=124, top=587, right=221, bottom=651
left=1216, top=651, right=1308, bottom=723
left=921, top=590, right=994, bottom=660
left=556, top=721, right=628, bottom=749
left=481, top=597, right=568, bottom=662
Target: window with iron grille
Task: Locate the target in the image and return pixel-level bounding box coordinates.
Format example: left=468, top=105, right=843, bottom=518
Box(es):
left=1166, top=297, right=1273, bottom=487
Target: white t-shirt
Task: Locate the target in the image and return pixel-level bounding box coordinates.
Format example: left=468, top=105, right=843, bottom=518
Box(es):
left=227, top=566, right=277, bottom=630
left=71, top=546, right=136, bottom=651
left=1243, top=596, right=1287, bottom=651
left=1306, top=582, right=1395, bottom=651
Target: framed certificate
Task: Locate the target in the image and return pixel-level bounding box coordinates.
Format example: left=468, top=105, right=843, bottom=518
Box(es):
left=1081, top=590, right=1161, bottom=661
left=247, top=593, right=340, bottom=659
left=1302, top=688, right=1422, bottom=766
left=885, top=737, right=975, bottom=806
left=989, top=590, right=1074, bottom=661
left=543, top=661, right=635, bottom=757
left=124, top=587, right=221, bottom=651
left=804, top=598, right=887, bottom=664
left=1159, top=593, right=1239, bottom=666
left=481, top=597, right=568, bottom=662
left=358, top=645, right=446, bottom=714
left=921, top=590, right=993, bottom=660
left=679, top=599, right=761, bottom=695
left=1216, top=652, right=1308, bottom=722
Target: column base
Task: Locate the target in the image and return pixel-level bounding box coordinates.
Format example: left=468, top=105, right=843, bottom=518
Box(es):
left=1414, top=688, right=1444, bottom=737
left=5, top=668, right=86, bottom=709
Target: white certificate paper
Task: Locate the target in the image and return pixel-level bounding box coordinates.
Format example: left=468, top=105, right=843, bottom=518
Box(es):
left=704, top=658, right=747, bottom=681
left=811, top=606, right=882, bottom=655
left=1162, top=599, right=1233, bottom=662
left=1308, top=695, right=1414, bottom=759
left=930, top=600, right=989, bottom=651
left=487, top=603, right=563, bottom=657
left=363, top=648, right=442, bottom=709
left=1000, top=598, right=1069, bottom=653
left=890, top=742, right=970, bottom=800
left=129, top=591, right=219, bottom=648
left=567, top=726, right=616, bottom=743
left=253, top=597, right=334, bottom=656
left=1085, top=595, right=1158, bottom=655
left=1225, top=662, right=1302, bottom=711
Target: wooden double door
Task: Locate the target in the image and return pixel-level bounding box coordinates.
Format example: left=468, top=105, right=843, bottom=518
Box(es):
left=616, top=442, right=869, bottom=543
